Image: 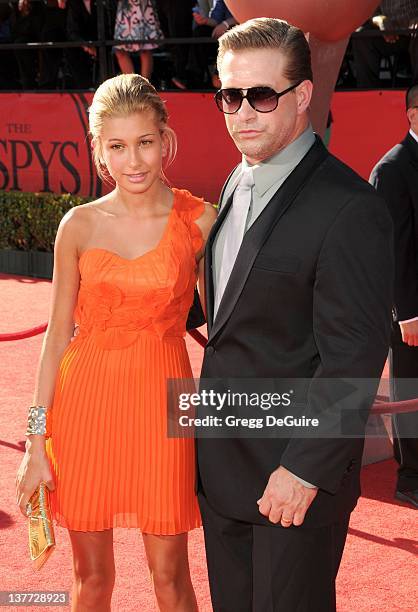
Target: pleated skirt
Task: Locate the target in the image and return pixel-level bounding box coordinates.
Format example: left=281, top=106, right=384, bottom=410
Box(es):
left=46, top=332, right=201, bottom=533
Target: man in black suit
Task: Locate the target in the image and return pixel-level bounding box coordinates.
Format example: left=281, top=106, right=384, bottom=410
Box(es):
left=370, top=84, right=418, bottom=509
left=65, top=0, right=115, bottom=89
left=196, top=18, right=394, bottom=612
left=154, top=0, right=195, bottom=88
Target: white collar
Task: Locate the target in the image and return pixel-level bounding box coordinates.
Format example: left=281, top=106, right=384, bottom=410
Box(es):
left=409, top=128, right=418, bottom=143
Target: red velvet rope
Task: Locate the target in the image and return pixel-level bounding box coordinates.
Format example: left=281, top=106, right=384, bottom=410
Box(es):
left=370, top=398, right=418, bottom=415
left=187, top=328, right=207, bottom=347
left=0, top=324, right=47, bottom=341
left=1, top=323, right=417, bottom=416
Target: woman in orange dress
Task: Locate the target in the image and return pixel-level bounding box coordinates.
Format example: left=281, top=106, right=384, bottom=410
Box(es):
left=16, top=73, right=216, bottom=611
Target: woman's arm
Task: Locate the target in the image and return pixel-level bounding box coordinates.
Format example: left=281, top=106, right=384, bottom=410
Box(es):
left=196, top=202, right=217, bottom=317
left=33, top=209, right=81, bottom=408
left=16, top=207, right=84, bottom=515
left=198, top=256, right=206, bottom=318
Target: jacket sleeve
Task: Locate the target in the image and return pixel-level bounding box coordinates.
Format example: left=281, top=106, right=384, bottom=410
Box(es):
left=370, top=159, right=418, bottom=320
left=209, top=0, right=232, bottom=22
left=280, top=192, right=394, bottom=493
left=186, top=288, right=206, bottom=330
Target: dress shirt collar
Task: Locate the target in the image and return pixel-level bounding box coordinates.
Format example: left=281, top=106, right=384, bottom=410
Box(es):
left=241, top=126, right=316, bottom=197
left=409, top=128, right=418, bottom=144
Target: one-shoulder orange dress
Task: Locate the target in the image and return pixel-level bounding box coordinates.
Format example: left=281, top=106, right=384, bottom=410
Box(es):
left=46, top=189, right=203, bottom=533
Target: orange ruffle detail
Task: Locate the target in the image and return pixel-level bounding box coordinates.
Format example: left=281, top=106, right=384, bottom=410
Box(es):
left=174, top=188, right=205, bottom=255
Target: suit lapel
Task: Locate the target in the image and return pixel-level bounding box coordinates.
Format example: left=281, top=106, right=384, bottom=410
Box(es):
left=208, top=136, right=328, bottom=344
left=403, top=133, right=418, bottom=169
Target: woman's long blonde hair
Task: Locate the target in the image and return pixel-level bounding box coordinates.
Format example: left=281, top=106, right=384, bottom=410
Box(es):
left=89, top=73, right=177, bottom=183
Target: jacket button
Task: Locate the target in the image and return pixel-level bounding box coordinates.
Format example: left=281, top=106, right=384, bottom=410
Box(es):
left=205, top=346, right=215, bottom=356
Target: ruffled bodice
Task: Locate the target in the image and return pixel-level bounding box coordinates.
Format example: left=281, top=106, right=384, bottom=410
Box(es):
left=74, top=189, right=204, bottom=350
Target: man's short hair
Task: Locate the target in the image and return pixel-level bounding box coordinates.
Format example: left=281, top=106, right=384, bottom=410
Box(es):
left=406, top=84, right=418, bottom=110
left=217, top=17, right=313, bottom=84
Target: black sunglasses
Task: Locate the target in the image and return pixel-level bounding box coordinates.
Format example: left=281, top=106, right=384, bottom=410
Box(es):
left=214, top=82, right=302, bottom=114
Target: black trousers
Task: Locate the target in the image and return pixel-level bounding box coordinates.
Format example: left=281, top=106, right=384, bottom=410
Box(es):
left=389, top=323, right=418, bottom=491
left=39, top=8, right=67, bottom=89
left=188, top=24, right=216, bottom=87
left=198, top=492, right=350, bottom=612
left=155, top=0, right=195, bottom=80
left=11, top=6, right=66, bottom=90
left=11, top=5, right=43, bottom=89
left=65, top=48, right=97, bottom=90
left=351, top=29, right=414, bottom=88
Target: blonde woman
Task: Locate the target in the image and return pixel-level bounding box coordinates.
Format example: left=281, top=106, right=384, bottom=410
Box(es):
left=16, top=73, right=216, bottom=611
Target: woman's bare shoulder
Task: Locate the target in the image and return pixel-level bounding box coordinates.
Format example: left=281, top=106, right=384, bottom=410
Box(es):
left=196, top=201, right=218, bottom=233
left=59, top=195, right=112, bottom=234
left=55, top=196, right=109, bottom=252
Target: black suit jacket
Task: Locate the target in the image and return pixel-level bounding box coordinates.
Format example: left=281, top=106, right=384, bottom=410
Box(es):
left=66, top=0, right=115, bottom=42
left=67, top=0, right=97, bottom=41
left=370, top=132, right=418, bottom=321
left=197, top=137, right=394, bottom=527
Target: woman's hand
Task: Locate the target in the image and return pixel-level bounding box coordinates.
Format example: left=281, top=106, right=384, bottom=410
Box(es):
left=16, top=436, right=55, bottom=517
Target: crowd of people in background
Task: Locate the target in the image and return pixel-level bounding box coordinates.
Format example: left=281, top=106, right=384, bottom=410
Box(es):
left=0, top=0, right=417, bottom=91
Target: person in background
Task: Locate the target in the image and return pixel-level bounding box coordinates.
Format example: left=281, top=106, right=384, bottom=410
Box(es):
left=11, top=0, right=66, bottom=90
left=155, top=0, right=195, bottom=90
left=191, top=0, right=237, bottom=88
left=10, top=0, right=45, bottom=89
left=114, top=0, right=163, bottom=79
left=64, top=0, right=115, bottom=89
left=352, top=0, right=418, bottom=87
left=41, top=0, right=67, bottom=89
left=194, top=0, right=236, bottom=40
left=370, top=84, right=418, bottom=509
left=0, top=3, right=19, bottom=89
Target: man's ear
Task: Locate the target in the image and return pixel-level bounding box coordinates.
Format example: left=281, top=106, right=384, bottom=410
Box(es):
left=296, top=80, right=313, bottom=114
left=407, top=106, right=417, bottom=125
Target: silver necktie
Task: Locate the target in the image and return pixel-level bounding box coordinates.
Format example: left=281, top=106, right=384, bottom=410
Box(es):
left=214, top=167, right=254, bottom=318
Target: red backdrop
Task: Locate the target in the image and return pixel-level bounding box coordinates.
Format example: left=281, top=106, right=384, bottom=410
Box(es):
left=0, top=90, right=407, bottom=203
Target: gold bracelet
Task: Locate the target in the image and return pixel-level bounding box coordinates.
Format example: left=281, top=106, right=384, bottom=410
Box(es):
left=26, top=405, right=48, bottom=436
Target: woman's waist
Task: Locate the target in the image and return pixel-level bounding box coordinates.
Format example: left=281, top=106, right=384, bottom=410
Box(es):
left=74, top=323, right=186, bottom=350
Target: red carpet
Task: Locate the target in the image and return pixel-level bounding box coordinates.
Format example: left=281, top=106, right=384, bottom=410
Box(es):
left=0, top=273, right=416, bottom=611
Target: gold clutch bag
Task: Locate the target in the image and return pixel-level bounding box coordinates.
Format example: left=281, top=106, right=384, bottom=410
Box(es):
left=27, top=482, right=55, bottom=570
